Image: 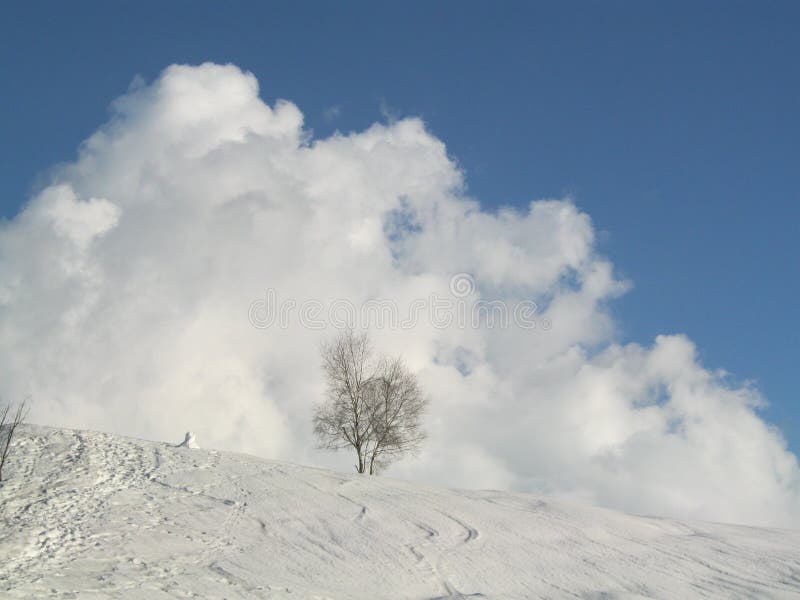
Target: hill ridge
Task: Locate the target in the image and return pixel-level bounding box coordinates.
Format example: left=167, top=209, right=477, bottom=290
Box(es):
left=1, top=425, right=798, bottom=599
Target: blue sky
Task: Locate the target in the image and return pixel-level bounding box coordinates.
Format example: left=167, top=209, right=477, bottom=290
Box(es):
left=1, top=1, right=798, bottom=452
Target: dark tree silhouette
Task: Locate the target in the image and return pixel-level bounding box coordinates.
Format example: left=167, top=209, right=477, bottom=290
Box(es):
left=313, top=330, right=427, bottom=474
left=0, top=398, right=28, bottom=482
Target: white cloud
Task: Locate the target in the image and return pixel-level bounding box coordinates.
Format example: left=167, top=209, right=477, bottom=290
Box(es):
left=1, top=62, right=797, bottom=527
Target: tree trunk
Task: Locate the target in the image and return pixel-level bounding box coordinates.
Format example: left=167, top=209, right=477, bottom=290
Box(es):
left=356, top=444, right=365, bottom=473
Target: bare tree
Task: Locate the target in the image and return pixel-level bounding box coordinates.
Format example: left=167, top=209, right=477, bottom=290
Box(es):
left=0, top=398, right=29, bottom=482
left=313, top=330, right=427, bottom=475
left=314, top=330, right=377, bottom=473
left=364, top=357, right=426, bottom=474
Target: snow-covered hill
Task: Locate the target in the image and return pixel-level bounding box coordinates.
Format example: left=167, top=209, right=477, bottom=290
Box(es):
left=1, top=426, right=798, bottom=599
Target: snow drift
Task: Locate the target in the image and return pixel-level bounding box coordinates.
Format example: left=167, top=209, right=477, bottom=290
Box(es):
left=1, top=426, right=798, bottom=599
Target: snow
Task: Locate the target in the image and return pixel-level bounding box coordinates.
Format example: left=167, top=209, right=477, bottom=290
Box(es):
left=1, top=426, right=798, bottom=599
left=177, top=432, right=200, bottom=449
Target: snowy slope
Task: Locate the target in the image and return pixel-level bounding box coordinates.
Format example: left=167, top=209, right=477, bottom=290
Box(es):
left=1, top=426, right=798, bottom=599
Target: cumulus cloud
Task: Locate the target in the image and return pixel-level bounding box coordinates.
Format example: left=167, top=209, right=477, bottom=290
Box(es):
left=1, top=63, right=797, bottom=527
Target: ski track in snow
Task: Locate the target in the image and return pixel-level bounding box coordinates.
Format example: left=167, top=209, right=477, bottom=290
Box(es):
left=1, top=425, right=799, bottom=599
